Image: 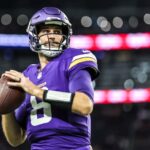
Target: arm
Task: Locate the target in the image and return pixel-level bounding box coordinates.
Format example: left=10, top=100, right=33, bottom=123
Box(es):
left=68, top=69, right=94, bottom=115
left=42, top=69, right=94, bottom=115
left=4, top=70, right=94, bottom=116
left=2, top=112, right=26, bottom=147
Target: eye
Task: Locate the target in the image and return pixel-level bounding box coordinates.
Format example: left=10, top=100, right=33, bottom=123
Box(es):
left=42, top=30, right=49, bottom=34
left=54, top=30, right=62, bottom=34
left=39, top=29, right=62, bottom=36
left=39, top=30, right=48, bottom=36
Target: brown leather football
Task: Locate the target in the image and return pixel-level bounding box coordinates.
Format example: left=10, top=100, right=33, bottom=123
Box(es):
left=0, top=76, right=25, bottom=114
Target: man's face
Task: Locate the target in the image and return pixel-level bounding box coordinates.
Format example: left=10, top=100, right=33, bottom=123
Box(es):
left=38, top=25, right=63, bottom=49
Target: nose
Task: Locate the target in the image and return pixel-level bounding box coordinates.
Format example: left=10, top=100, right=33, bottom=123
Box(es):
left=47, top=33, right=55, bottom=39
left=46, top=34, right=55, bottom=43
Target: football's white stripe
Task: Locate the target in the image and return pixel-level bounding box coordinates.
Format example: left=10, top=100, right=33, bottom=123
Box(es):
left=72, top=53, right=97, bottom=62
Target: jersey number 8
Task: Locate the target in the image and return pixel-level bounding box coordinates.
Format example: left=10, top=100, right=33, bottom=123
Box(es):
left=30, top=95, right=52, bottom=126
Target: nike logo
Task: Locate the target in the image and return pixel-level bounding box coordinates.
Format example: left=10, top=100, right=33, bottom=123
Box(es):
left=82, top=49, right=90, bottom=53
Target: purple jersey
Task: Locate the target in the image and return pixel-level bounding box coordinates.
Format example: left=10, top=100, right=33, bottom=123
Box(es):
left=15, top=48, right=99, bottom=150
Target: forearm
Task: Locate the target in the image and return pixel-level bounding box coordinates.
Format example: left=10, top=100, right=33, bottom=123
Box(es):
left=2, top=112, right=26, bottom=147
left=29, top=81, right=93, bottom=115
left=43, top=90, right=93, bottom=116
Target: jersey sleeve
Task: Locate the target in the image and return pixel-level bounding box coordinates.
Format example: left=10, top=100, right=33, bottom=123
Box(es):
left=15, top=100, right=27, bottom=129
left=69, top=69, right=94, bottom=100
left=67, top=49, right=99, bottom=80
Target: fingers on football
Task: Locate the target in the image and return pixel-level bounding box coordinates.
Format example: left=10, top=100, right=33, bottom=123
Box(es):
left=9, top=70, right=23, bottom=78
left=5, top=70, right=23, bottom=81
left=7, top=81, right=21, bottom=87
left=4, top=72, right=20, bottom=82
left=1, top=73, right=6, bottom=78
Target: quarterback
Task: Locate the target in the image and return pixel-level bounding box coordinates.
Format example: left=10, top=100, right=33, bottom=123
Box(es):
left=2, top=7, right=99, bottom=150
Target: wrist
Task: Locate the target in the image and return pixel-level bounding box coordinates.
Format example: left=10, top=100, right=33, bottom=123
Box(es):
left=43, top=90, right=75, bottom=110
left=33, top=87, right=44, bottom=100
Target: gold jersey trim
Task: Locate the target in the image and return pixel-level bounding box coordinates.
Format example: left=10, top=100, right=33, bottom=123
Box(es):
left=69, top=57, right=96, bottom=69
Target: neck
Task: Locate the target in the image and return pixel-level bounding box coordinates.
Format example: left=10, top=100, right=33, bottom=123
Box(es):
left=38, top=53, right=52, bottom=70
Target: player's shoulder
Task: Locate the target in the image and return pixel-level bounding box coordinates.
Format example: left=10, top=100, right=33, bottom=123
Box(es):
left=64, top=47, right=92, bottom=55
left=24, top=64, right=38, bottom=71
left=23, top=64, right=38, bottom=76
left=62, top=48, right=99, bottom=80
left=62, top=47, right=96, bottom=61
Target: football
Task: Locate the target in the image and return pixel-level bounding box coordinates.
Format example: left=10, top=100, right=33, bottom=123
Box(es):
left=0, top=76, right=25, bottom=114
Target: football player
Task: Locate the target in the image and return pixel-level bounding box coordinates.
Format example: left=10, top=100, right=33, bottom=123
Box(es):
left=2, top=7, right=99, bottom=150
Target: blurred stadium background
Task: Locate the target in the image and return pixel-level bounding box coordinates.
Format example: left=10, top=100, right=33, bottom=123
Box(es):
left=1, top=0, right=150, bottom=150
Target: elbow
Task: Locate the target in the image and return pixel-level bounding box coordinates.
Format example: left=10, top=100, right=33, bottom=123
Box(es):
left=80, top=100, right=93, bottom=116
left=6, top=137, right=21, bottom=147
left=72, top=92, right=94, bottom=116
left=9, top=142, right=21, bottom=148
left=6, top=132, right=26, bottom=147
left=7, top=136, right=25, bottom=147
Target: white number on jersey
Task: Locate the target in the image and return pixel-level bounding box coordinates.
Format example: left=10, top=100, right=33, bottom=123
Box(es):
left=30, top=95, right=52, bottom=126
